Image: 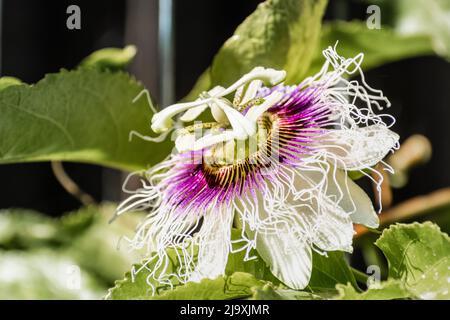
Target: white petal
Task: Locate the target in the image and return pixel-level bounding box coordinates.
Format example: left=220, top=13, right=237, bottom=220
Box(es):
left=179, top=101, right=229, bottom=124
left=288, top=185, right=354, bottom=253
left=317, top=125, right=399, bottom=171
left=152, top=98, right=213, bottom=133
left=187, top=130, right=236, bottom=152
left=179, top=104, right=209, bottom=122
left=210, top=103, right=228, bottom=123
left=307, top=197, right=354, bottom=252
left=214, top=98, right=256, bottom=138
left=248, top=164, right=355, bottom=289
left=179, top=86, right=226, bottom=122
left=220, top=67, right=286, bottom=97
left=255, top=226, right=312, bottom=290
left=240, top=79, right=263, bottom=106
left=206, top=85, right=226, bottom=97
left=336, top=171, right=379, bottom=228
left=285, top=165, right=355, bottom=251
left=189, top=207, right=233, bottom=282
left=297, top=163, right=379, bottom=229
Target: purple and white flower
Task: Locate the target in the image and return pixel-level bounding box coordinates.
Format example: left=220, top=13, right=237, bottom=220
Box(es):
left=116, top=45, right=399, bottom=291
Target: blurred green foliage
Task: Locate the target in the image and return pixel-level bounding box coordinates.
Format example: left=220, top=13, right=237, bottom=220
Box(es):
left=0, top=205, right=143, bottom=299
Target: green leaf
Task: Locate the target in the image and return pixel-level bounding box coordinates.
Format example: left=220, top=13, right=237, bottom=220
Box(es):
left=307, top=251, right=358, bottom=294
left=386, top=0, right=450, bottom=59
left=375, top=222, right=450, bottom=300
left=79, top=45, right=137, bottom=71
left=225, top=229, right=280, bottom=284
left=158, top=273, right=324, bottom=300
left=0, top=77, right=23, bottom=91
left=106, top=264, right=151, bottom=299
left=106, top=249, right=184, bottom=300
left=0, top=68, right=171, bottom=171
left=109, top=265, right=330, bottom=300
left=106, top=228, right=280, bottom=295
left=107, top=237, right=267, bottom=300
left=108, top=265, right=323, bottom=300
left=249, top=284, right=323, bottom=300
left=307, top=20, right=434, bottom=76
left=335, top=280, right=411, bottom=300
left=186, top=0, right=328, bottom=100
left=57, top=206, right=97, bottom=239
left=156, top=272, right=264, bottom=300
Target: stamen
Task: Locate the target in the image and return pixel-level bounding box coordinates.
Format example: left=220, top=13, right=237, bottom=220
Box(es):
left=246, top=91, right=285, bottom=122
left=180, top=86, right=226, bottom=122
left=237, top=97, right=264, bottom=113
left=240, top=79, right=263, bottom=106
left=151, top=67, right=286, bottom=134
left=177, top=122, right=220, bottom=134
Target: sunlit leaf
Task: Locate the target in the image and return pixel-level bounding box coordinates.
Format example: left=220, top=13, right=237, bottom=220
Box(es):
left=79, top=45, right=137, bottom=71
left=375, top=222, right=450, bottom=300
left=389, top=0, right=450, bottom=59
left=335, top=280, right=410, bottom=300
left=0, top=77, right=23, bottom=91
left=249, top=284, right=323, bottom=300
left=0, top=69, right=171, bottom=171
left=155, top=272, right=264, bottom=300
left=185, top=0, right=328, bottom=100
left=307, top=20, right=434, bottom=76
left=307, top=251, right=358, bottom=293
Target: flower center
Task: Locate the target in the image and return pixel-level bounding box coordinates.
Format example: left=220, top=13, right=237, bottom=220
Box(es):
left=201, top=112, right=279, bottom=189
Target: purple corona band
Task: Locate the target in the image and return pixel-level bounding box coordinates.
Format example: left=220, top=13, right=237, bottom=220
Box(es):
left=157, top=85, right=331, bottom=213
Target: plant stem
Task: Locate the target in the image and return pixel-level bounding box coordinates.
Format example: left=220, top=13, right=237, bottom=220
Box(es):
left=355, top=187, right=450, bottom=238
left=351, top=267, right=368, bottom=285
left=51, top=161, right=96, bottom=206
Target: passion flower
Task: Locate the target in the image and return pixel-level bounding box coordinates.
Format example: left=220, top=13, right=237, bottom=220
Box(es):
left=116, top=45, right=399, bottom=291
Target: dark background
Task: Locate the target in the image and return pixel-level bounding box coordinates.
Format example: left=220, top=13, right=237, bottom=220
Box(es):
left=0, top=0, right=449, bottom=216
